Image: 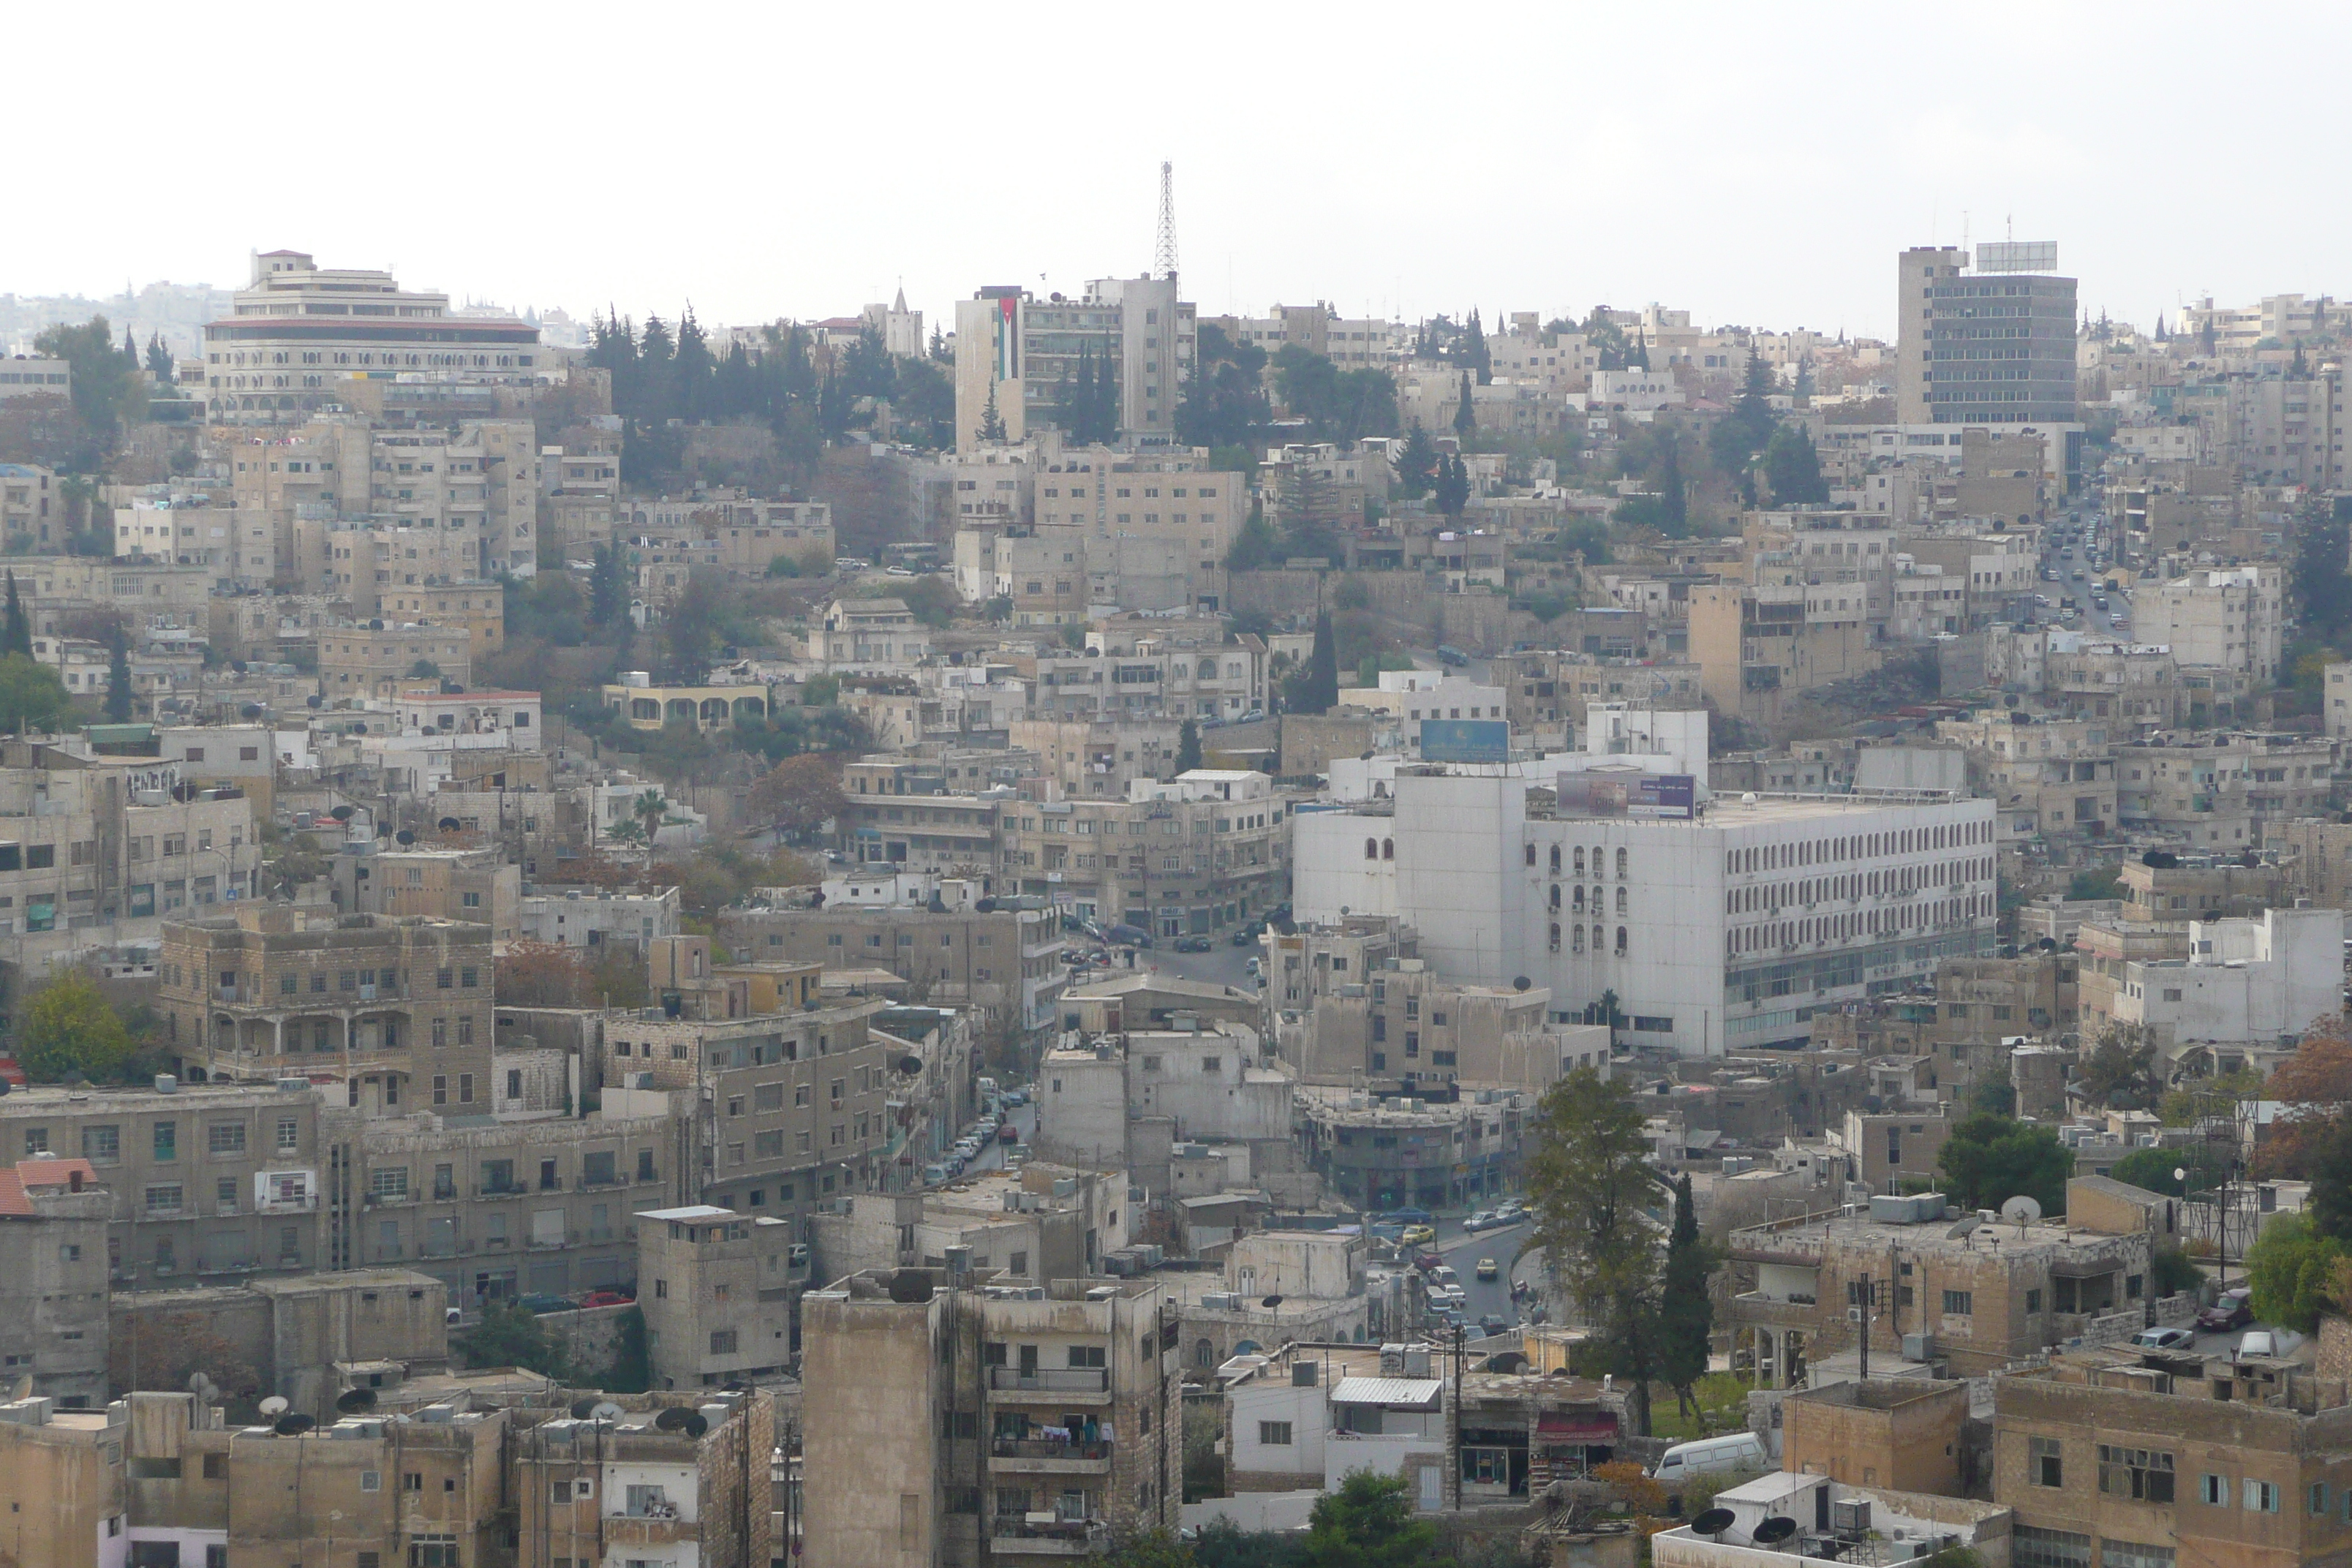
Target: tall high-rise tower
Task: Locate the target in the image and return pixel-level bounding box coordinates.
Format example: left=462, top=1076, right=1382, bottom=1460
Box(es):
left=1896, top=241, right=2076, bottom=426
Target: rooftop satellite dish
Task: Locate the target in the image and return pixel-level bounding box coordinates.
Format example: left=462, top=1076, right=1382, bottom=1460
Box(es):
left=330, top=805, right=355, bottom=821
left=1261, top=1294, right=1284, bottom=1308
left=653, top=1406, right=696, bottom=1431
left=570, top=1397, right=600, bottom=1420
left=590, top=1401, right=625, bottom=1422
left=682, top=1412, right=709, bottom=1438
left=1692, top=1508, right=1737, bottom=1539
left=336, top=1387, right=377, bottom=1414
left=257, top=1393, right=286, bottom=1417
left=1752, top=1517, right=1798, bottom=1546
left=274, top=1414, right=316, bottom=1436
left=437, top=817, right=461, bottom=832
left=2002, top=1194, right=2043, bottom=1226
left=897, top=1055, right=924, bottom=1077
left=395, top=830, right=415, bottom=845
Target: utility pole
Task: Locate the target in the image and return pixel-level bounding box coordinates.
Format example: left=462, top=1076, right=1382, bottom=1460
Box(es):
left=1450, top=1322, right=1465, bottom=1509
left=1856, top=1273, right=1871, bottom=1381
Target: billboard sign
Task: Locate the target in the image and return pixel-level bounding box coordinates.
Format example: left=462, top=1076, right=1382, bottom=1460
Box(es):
left=1629, top=773, right=1696, bottom=819
left=1419, top=718, right=1509, bottom=764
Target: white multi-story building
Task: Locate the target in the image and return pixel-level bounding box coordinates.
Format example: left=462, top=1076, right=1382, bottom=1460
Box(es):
left=953, top=277, right=1194, bottom=452
left=2103, top=906, right=2345, bottom=1065
left=2133, top=566, right=2283, bottom=684
left=203, top=250, right=541, bottom=424
left=1292, top=771, right=1996, bottom=1058
left=1338, top=671, right=1509, bottom=753
left=516, top=886, right=682, bottom=949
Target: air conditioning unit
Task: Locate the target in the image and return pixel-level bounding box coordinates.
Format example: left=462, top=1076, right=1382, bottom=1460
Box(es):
left=1831, top=1499, right=1872, bottom=1537
left=1847, top=1307, right=1865, bottom=1323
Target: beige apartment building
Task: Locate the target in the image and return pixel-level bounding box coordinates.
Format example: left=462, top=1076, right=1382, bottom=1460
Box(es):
left=333, top=843, right=521, bottom=941
left=316, top=621, right=474, bottom=698
left=159, top=905, right=496, bottom=1118
left=2133, top=565, right=2284, bottom=682
left=636, top=1201, right=806, bottom=1387
left=0, top=1156, right=111, bottom=1406
left=802, top=1269, right=1178, bottom=1566
left=0, top=1080, right=330, bottom=1291
left=717, top=902, right=1063, bottom=1044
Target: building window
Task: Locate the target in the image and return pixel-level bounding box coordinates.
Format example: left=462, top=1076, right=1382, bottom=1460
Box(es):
left=2245, top=1479, right=2280, bottom=1513
left=1257, top=1421, right=1293, bottom=1446
left=2029, top=1436, right=2063, bottom=1488
left=2097, top=1542, right=2174, bottom=1568
left=1942, top=1289, right=1973, bottom=1316
left=2097, top=1447, right=2174, bottom=1503
left=2011, top=1526, right=2091, bottom=1568
left=710, top=1330, right=738, bottom=1354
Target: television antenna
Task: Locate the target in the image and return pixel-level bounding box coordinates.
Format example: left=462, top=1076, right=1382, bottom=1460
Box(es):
left=1154, top=162, right=1179, bottom=284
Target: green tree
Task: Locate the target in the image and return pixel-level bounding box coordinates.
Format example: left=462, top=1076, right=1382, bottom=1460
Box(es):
left=1175, top=720, right=1202, bottom=773
left=1452, top=372, right=1476, bottom=439
left=2076, top=1025, right=2161, bottom=1111
left=34, top=317, right=148, bottom=437
left=0, top=653, right=72, bottom=733
left=1395, top=424, right=1437, bottom=499
left=454, top=1301, right=570, bottom=1378
left=1100, top=1530, right=1202, bottom=1568
left=2108, top=1145, right=2230, bottom=1196
left=1658, top=1173, right=1715, bottom=1420
left=2, top=571, right=29, bottom=657
left=1301, top=1470, right=1450, bottom=1568
left=977, top=381, right=1009, bottom=444
left=1300, top=611, right=1339, bottom=715
left=1526, top=1066, right=1660, bottom=1434
left=1433, top=454, right=1470, bottom=518
left=18, top=971, right=134, bottom=1083
left=588, top=543, right=630, bottom=629
left=2244, top=1211, right=2343, bottom=1332
left=1708, top=352, right=1779, bottom=482
left=1175, top=324, right=1270, bottom=451
left=2068, top=864, right=2123, bottom=902
left=1937, top=1112, right=2073, bottom=1214
left=145, top=334, right=174, bottom=380
left=1760, top=423, right=1828, bottom=505
left=1226, top=503, right=1280, bottom=572
left=1968, top=1077, right=2017, bottom=1117
left=1458, top=309, right=1491, bottom=385
left=104, top=627, right=132, bottom=722
left=407, top=660, right=441, bottom=680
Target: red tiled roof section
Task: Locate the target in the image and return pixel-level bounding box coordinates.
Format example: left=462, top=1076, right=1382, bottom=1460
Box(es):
left=0, top=1157, right=101, bottom=1215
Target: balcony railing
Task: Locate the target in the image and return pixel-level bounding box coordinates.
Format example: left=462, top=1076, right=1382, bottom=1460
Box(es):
left=991, top=1436, right=1112, bottom=1463
left=989, top=1368, right=1108, bottom=1394
left=991, top=1518, right=1106, bottom=1554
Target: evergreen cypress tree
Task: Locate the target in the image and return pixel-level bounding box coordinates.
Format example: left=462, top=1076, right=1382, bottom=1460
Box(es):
left=1462, top=309, right=1491, bottom=385
left=123, top=325, right=139, bottom=366
left=1175, top=719, right=1202, bottom=773
left=145, top=333, right=173, bottom=379
left=105, top=629, right=133, bottom=723
left=1453, top=373, right=1476, bottom=439
left=1303, top=610, right=1339, bottom=714
left=2, top=572, right=29, bottom=657
left=977, top=382, right=1008, bottom=445
left=1658, top=1173, right=1716, bottom=1420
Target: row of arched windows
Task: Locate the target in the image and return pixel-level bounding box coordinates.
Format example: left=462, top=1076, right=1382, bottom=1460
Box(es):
left=1529, top=843, right=1630, bottom=878
left=1548, top=923, right=1628, bottom=956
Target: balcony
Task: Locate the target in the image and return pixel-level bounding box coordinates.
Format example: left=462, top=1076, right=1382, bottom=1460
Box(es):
left=988, top=1368, right=1109, bottom=1402
left=1732, top=1292, right=1817, bottom=1333
left=990, top=1518, right=1107, bottom=1555
left=990, top=1437, right=1113, bottom=1475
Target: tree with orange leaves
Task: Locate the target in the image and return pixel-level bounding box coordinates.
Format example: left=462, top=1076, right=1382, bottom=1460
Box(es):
left=749, top=753, right=846, bottom=843
left=496, top=941, right=592, bottom=1008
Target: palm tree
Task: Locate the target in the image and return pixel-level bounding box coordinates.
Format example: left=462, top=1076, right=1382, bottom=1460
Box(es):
left=633, top=789, right=670, bottom=846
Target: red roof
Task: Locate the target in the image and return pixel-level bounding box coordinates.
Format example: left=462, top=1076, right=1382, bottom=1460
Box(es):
left=0, top=1158, right=99, bottom=1215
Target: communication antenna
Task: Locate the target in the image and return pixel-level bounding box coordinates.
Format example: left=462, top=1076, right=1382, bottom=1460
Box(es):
left=1154, top=162, right=1179, bottom=284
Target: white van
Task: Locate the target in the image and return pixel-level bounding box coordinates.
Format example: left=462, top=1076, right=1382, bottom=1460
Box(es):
left=1651, top=1431, right=1769, bottom=1482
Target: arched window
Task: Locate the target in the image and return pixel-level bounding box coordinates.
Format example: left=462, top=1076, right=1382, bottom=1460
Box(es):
left=1616, top=926, right=1628, bottom=956
left=1196, top=1339, right=1215, bottom=1367
left=1526, top=843, right=1537, bottom=867
left=1550, top=922, right=1562, bottom=953
left=1616, top=848, right=1629, bottom=878
left=1549, top=885, right=1561, bottom=911
left=1592, top=924, right=1605, bottom=952
left=1571, top=847, right=1583, bottom=876
left=1382, top=839, right=1394, bottom=861
left=1572, top=886, right=1585, bottom=911
left=1570, top=924, right=1583, bottom=954
left=1616, top=886, right=1628, bottom=914
left=1365, top=838, right=1379, bottom=861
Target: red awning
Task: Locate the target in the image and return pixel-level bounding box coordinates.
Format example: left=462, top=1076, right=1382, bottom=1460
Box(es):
left=1537, top=1414, right=1618, bottom=1441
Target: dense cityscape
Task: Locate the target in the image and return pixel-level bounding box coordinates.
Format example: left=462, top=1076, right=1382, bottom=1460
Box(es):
left=5, top=127, right=2352, bottom=1568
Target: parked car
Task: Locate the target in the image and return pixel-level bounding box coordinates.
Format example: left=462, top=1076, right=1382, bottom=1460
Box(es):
left=1382, top=1207, right=1435, bottom=1225
left=1174, top=935, right=1213, bottom=953
left=2199, top=1288, right=2253, bottom=1331
left=1104, top=924, right=1154, bottom=948
left=2131, top=1326, right=2195, bottom=1351
left=1651, top=1432, right=1771, bottom=1483
left=1463, top=1210, right=1501, bottom=1232
left=999, top=1123, right=1021, bottom=1144
left=518, top=1293, right=574, bottom=1316
left=578, top=1289, right=633, bottom=1309
left=2241, top=1330, right=2280, bottom=1358
left=1478, top=1314, right=1510, bottom=1337
left=1475, top=1257, right=1500, bottom=1281
left=1231, top=927, right=1258, bottom=946
left=1401, top=1224, right=1437, bottom=1247
left=1002, top=1088, right=1028, bottom=1107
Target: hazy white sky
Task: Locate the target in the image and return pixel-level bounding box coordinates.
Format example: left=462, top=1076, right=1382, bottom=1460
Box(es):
left=18, top=1, right=2350, bottom=341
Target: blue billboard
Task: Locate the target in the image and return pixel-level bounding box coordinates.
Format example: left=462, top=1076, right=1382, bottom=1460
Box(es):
left=1419, top=718, right=1510, bottom=764
left=1630, top=774, right=1697, bottom=819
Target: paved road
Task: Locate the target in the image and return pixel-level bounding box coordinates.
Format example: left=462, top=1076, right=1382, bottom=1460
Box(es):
left=1436, top=1217, right=1535, bottom=1332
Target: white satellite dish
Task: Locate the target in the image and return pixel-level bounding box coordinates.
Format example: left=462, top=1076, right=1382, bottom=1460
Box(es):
left=590, top=1401, right=625, bottom=1422
left=258, top=1395, right=290, bottom=1417
left=2001, top=1195, right=2043, bottom=1227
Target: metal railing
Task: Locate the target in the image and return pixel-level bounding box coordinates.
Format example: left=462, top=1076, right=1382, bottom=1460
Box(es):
left=988, top=1368, right=1108, bottom=1394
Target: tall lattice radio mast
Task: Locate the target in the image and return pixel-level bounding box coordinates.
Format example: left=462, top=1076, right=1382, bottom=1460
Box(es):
left=1153, top=161, right=1178, bottom=284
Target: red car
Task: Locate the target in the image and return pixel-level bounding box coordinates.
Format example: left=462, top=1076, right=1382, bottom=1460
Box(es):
left=579, top=1289, right=635, bottom=1309
left=2198, top=1288, right=2252, bottom=1332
